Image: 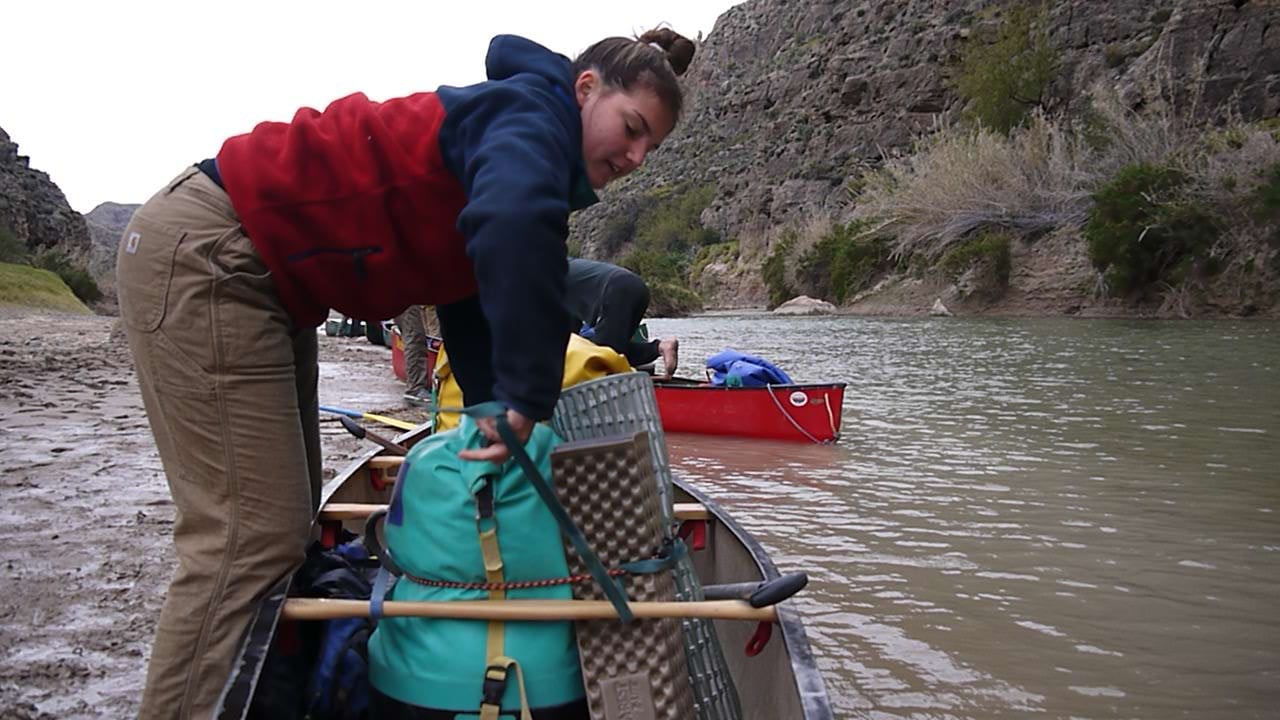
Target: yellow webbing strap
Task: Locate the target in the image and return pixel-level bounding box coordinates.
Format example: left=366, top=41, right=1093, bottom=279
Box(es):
left=479, top=524, right=506, bottom=662
left=477, top=516, right=531, bottom=719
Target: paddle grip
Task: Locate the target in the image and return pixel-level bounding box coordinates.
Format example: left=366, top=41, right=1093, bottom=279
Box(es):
left=339, top=416, right=367, bottom=439
left=747, top=572, right=808, bottom=608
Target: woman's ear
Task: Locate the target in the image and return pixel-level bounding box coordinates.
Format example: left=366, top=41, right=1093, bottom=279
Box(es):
left=574, top=70, right=599, bottom=107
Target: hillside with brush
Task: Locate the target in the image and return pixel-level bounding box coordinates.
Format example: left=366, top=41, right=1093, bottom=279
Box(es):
left=569, top=0, right=1280, bottom=318
left=0, top=127, right=107, bottom=312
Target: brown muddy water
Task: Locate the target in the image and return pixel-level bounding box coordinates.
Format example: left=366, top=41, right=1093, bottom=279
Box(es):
left=650, top=314, right=1280, bottom=719
left=2, top=310, right=1276, bottom=719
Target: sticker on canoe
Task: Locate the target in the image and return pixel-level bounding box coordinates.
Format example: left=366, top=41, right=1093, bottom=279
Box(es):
left=789, top=391, right=807, bottom=407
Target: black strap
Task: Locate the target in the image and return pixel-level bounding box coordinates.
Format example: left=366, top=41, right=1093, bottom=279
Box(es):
left=462, top=402, right=635, bottom=623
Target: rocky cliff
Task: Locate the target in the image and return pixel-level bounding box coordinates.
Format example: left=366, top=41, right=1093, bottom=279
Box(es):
left=0, top=126, right=91, bottom=260
left=84, top=202, right=139, bottom=275
left=83, top=202, right=140, bottom=314
left=569, top=0, right=1280, bottom=311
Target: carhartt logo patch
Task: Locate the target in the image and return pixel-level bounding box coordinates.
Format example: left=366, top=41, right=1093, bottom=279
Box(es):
left=125, top=231, right=141, bottom=255
left=601, top=674, right=655, bottom=720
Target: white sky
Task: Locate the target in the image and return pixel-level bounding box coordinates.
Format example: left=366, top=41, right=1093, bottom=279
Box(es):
left=2, top=0, right=741, bottom=213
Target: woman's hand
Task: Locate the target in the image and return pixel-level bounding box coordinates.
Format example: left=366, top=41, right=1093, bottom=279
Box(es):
left=458, top=408, right=535, bottom=464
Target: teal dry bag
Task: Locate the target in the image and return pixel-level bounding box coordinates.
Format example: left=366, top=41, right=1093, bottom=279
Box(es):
left=366, top=415, right=585, bottom=715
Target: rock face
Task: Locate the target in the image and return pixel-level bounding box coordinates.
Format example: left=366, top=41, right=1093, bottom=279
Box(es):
left=84, top=202, right=139, bottom=277
left=569, top=0, right=1280, bottom=308
left=82, top=202, right=141, bottom=315
left=0, top=126, right=91, bottom=260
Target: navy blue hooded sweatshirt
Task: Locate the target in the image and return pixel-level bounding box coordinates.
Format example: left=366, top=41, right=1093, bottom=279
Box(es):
left=435, top=35, right=599, bottom=420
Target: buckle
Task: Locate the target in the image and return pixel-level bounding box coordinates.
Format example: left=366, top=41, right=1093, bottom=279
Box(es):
left=481, top=664, right=508, bottom=706
left=475, top=479, right=495, bottom=521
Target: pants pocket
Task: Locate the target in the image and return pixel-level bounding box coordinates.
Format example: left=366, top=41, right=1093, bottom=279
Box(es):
left=117, top=213, right=185, bottom=333
left=145, top=330, right=229, bottom=497
left=210, top=232, right=296, bottom=370
left=155, top=381, right=228, bottom=497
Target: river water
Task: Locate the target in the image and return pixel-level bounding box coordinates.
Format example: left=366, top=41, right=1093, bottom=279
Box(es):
left=645, top=314, right=1279, bottom=719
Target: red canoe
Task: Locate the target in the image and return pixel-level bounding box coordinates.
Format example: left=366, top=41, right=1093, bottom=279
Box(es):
left=389, top=326, right=440, bottom=384
left=391, top=329, right=845, bottom=444
left=653, top=379, right=845, bottom=444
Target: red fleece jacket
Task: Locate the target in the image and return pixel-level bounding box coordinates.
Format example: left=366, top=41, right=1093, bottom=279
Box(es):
left=216, top=91, right=477, bottom=328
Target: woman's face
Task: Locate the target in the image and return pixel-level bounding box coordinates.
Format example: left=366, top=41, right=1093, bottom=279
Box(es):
left=576, top=71, right=675, bottom=189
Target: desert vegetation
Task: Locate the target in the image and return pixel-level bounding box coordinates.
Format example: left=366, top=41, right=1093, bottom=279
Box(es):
left=610, top=183, right=720, bottom=315
left=844, top=96, right=1280, bottom=309
left=0, top=224, right=102, bottom=306
left=757, top=3, right=1280, bottom=315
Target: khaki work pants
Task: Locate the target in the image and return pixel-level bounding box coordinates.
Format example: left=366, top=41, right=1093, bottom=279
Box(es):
left=394, top=305, right=440, bottom=394
left=116, top=168, right=322, bottom=719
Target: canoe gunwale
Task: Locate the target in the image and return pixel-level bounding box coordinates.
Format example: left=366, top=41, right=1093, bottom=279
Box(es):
left=674, top=477, right=835, bottom=720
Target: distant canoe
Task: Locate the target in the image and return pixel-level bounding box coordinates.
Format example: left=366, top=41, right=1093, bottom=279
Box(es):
left=389, top=326, right=440, bottom=383
left=654, top=379, right=846, bottom=444
left=391, top=331, right=844, bottom=444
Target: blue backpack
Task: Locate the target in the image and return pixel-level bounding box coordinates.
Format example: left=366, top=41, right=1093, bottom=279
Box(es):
left=248, top=534, right=379, bottom=720
left=302, top=539, right=378, bottom=720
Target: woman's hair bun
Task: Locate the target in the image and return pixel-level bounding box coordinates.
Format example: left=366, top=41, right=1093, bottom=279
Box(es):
left=639, top=28, right=696, bottom=76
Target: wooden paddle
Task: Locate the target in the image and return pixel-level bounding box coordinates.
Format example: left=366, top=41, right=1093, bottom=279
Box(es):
left=338, top=417, right=408, bottom=455
left=318, top=501, right=710, bottom=522
left=282, top=598, right=777, bottom=622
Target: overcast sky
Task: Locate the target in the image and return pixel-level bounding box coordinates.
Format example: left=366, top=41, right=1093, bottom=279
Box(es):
left=2, top=0, right=742, bottom=213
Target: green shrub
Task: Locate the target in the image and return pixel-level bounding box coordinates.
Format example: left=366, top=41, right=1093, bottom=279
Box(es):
left=0, top=226, right=30, bottom=264
left=689, top=240, right=739, bottom=280
left=612, top=183, right=719, bottom=301
left=938, top=231, right=1012, bottom=288
left=955, top=4, right=1058, bottom=134
left=761, top=231, right=795, bottom=308
left=32, top=249, right=103, bottom=304
left=619, top=248, right=685, bottom=287
left=1084, top=163, right=1222, bottom=296
left=1251, top=163, right=1280, bottom=222
left=0, top=262, right=92, bottom=313
left=646, top=281, right=702, bottom=317
left=1258, top=117, right=1280, bottom=140
left=619, top=242, right=703, bottom=315
left=1103, top=43, right=1127, bottom=69
left=1252, top=162, right=1280, bottom=246
left=633, top=184, right=719, bottom=256
left=797, top=221, right=890, bottom=303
